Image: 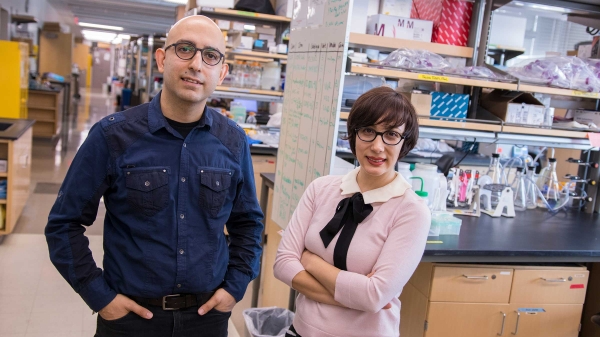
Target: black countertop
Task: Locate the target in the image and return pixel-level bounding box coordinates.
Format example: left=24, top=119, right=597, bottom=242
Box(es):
left=0, top=119, right=36, bottom=140
left=259, top=172, right=600, bottom=262
left=426, top=209, right=600, bottom=262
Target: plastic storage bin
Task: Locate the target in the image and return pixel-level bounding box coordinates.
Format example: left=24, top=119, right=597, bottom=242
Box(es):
left=436, top=213, right=462, bottom=235
left=243, top=307, right=294, bottom=337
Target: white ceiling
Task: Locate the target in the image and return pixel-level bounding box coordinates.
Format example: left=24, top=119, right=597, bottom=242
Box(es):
left=48, top=0, right=179, bottom=37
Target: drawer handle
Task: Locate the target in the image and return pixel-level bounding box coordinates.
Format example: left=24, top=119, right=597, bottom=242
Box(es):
left=462, top=274, right=489, bottom=280
left=512, top=311, right=520, bottom=335
left=498, top=311, right=506, bottom=336
left=540, top=277, right=566, bottom=282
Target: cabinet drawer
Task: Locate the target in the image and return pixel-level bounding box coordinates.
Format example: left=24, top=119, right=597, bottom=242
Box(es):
left=510, top=269, right=589, bottom=304
left=430, top=267, right=513, bottom=303
left=506, top=304, right=583, bottom=337
left=425, top=302, right=509, bottom=337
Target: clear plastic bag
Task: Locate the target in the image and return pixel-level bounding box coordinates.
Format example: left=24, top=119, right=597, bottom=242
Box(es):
left=243, top=307, right=295, bottom=337
left=508, top=56, right=600, bottom=92
left=379, top=48, right=452, bottom=71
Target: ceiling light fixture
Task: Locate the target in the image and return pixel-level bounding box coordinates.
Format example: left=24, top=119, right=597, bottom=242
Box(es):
left=162, top=0, right=188, bottom=4
left=81, top=29, right=118, bottom=42
left=79, top=22, right=124, bottom=31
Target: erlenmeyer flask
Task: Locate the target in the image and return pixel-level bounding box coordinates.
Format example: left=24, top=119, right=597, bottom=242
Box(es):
left=525, top=165, right=537, bottom=210
left=513, top=167, right=527, bottom=211
left=537, top=158, right=561, bottom=208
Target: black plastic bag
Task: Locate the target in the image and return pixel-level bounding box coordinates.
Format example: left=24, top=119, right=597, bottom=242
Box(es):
left=234, top=0, right=275, bottom=15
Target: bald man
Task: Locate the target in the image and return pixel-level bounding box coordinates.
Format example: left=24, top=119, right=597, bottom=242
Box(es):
left=45, top=16, right=264, bottom=337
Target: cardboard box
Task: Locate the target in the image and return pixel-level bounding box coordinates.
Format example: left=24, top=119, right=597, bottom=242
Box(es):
left=255, top=25, right=277, bottom=35
left=411, top=0, right=473, bottom=46
left=379, top=0, right=412, bottom=17
left=215, top=19, right=231, bottom=30
left=232, top=21, right=245, bottom=31
left=42, top=21, right=62, bottom=32
left=408, top=91, right=469, bottom=120
left=186, top=0, right=234, bottom=10
left=239, top=36, right=254, bottom=50
left=481, top=90, right=546, bottom=126
left=227, top=31, right=241, bottom=48
left=408, top=91, right=432, bottom=116
left=367, top=14, right=433, bottom=42
left=10, top=38, right=32, bottom=54
left=431, top=92, right=469, bottom=120
left=573, top=109, right=600, bottom=126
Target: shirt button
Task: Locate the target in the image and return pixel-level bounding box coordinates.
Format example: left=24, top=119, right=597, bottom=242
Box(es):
left=183, top=143, right=187, bottom=148
left=179, top=249, right=184, bottom=255
left=145, top=181, right=150, bottom=187
left=216, top=181, right=220, bottom=186
left=181, top=177, right=186, bottom=182
left=180, top=214, right=185, bottom=219
left=177, top=284, right=181, bottom=288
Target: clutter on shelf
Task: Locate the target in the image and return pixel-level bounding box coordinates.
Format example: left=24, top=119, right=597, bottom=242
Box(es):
left=508, top=56, right=600, bottom=93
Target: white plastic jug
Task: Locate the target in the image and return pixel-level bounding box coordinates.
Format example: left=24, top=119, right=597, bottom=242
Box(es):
left=397, top=162, right=412, bottom=181
left=411, top=163, right=440, bottom=198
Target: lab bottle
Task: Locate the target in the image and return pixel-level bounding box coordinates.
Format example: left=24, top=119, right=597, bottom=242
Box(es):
left=486, top=153, right=503, bottom=184
left=513, top=167, right=527, bottom=211
left=537, top=158, right=561, bottom=208
left=525, top=165, right=538, bottom=209
left=246, top=111, right=257, bottom=125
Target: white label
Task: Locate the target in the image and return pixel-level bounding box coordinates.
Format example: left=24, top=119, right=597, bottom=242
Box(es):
left=575, top=274, right=586, bottom=278
left=500, top=271, right=511, bottom=275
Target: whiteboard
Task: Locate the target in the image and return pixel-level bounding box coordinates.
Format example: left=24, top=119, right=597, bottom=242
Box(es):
left=272, top=0, right=353, bottom=228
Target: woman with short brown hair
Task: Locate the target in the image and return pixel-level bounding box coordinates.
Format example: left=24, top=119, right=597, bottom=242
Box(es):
left=274, top=86, right=430, bottom=337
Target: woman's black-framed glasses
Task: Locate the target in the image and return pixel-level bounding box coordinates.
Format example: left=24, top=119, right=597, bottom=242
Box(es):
left=164, top=42, right=224, bottom=66
left=355, top=127, right=405, bottom=145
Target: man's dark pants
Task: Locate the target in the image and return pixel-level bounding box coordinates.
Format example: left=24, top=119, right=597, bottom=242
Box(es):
left=95, top=305, right=231, bottom=337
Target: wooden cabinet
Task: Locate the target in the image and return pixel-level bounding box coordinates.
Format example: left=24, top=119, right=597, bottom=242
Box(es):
left=505, top=304, right=583, bottom=337
left=510, top=269, right=589, bottom=305
left=401, top=263, right=588, bottom=337
left=425, top=303, right=509, bottom=337
left=430, top=266, right=513, bottom=303
left=0, top=126, right=33, bottom=234
left=27, top=90, right=62, bottom=138
left=257, top=187, right=291, bottom=308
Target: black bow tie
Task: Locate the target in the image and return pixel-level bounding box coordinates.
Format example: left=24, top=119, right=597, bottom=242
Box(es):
left=319, top=193, right=373, bottom=271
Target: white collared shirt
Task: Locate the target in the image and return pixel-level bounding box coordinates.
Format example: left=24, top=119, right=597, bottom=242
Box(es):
left=339, top=167, right=413, bottom=204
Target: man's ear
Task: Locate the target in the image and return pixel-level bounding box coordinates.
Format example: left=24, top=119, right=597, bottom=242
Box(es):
left=217, top=63, right=229, bottom=85
left=156, top=48, right=166, bottom=72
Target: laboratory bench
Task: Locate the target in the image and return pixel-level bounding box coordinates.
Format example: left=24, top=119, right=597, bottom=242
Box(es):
left=255, top=172, right=600, bottom=337
left=259, top=172, right=600, bottom=264
left=0, top=118, right=34, bottom=237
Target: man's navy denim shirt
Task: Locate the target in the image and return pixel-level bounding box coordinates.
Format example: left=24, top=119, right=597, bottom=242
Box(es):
left=45, top=92, right=264, bottom=312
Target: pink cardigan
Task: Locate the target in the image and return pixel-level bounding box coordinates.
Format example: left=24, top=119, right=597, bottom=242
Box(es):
left=274, top=168, right=431, bottom=337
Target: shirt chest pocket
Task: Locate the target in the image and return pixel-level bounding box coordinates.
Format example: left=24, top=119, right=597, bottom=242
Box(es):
left=125, top=168, right=170, bottom=217
left=198, top=168, right=232, bottom=218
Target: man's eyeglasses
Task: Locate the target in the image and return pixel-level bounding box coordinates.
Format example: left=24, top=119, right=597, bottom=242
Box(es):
left=164, top=42, right=224, bottom=66
left=355, top=127, right=405, bottom=145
